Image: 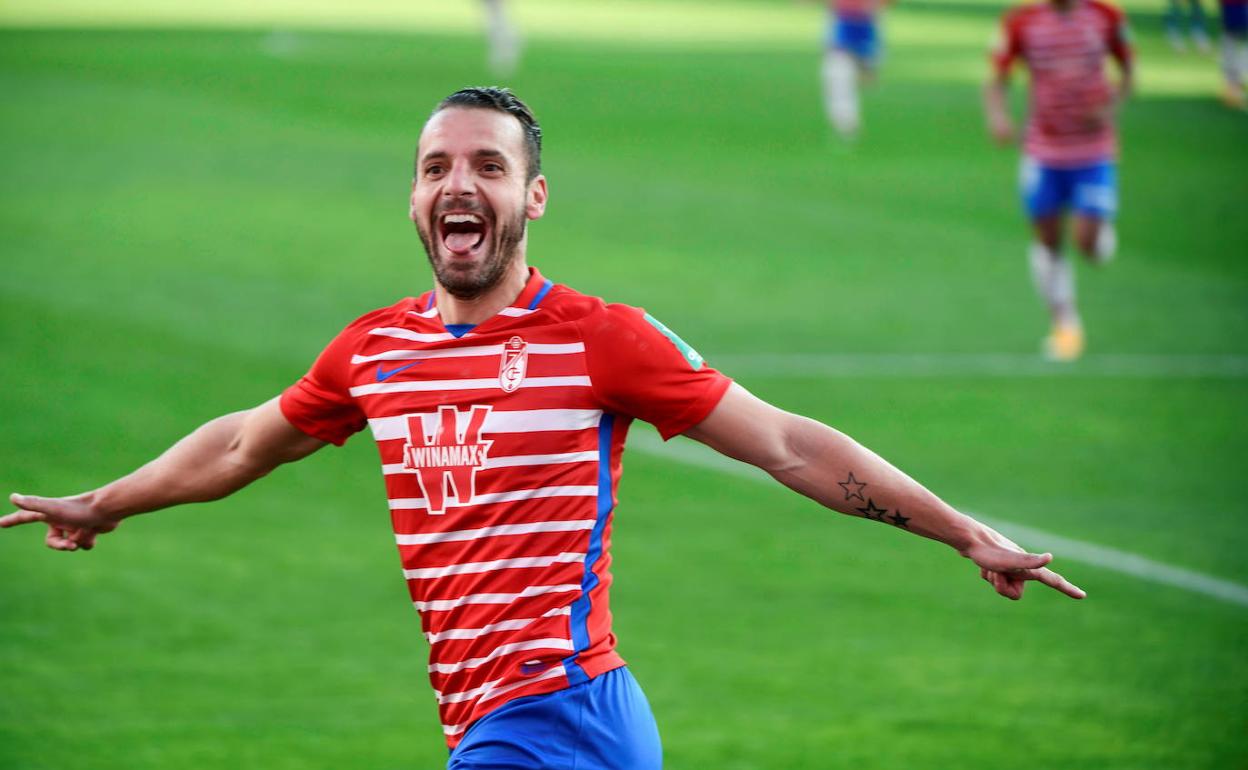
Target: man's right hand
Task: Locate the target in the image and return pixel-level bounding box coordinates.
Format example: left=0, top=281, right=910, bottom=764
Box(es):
left=2, top=492, right=118, bottom=551
left=988, top=113, right=1016, bottom=145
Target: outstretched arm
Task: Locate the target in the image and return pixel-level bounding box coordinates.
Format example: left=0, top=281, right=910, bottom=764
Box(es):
left=983, top=73, right=1015, bottom=146
left=684, top=384, right=1085, bottom=601
left=3, top=397, right=326, bottom=551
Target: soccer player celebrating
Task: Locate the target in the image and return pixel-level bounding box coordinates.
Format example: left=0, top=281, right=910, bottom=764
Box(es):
left=821, top=0, right=891, bottom=138
left=3, top=88, right=1085, bottom=769
left=985, top=0, right=1134, bottom=361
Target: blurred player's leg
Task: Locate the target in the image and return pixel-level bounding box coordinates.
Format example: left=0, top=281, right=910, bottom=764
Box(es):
left=1072, top=162, right=1119, bottom=265
left=482, top=0, right=521, bottom=78
left=1029, top=235, right=1084, bottom=362
left=1167, top=0, right=1190, bottom=50
left=1191, top=0, right=1214, bottom=51
left=1220, top=0, right=1248, bottom=107
left=822, top=49, right=860, bottom=137
left=1022, top=158, right=1084, bottom=361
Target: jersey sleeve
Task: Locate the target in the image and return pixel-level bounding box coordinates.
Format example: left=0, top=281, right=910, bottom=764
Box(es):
left=579, top=305, right=732, bottom=440
left=280, top=322, right=368, bottom=446
left=990, top=9, right=1025, bottom=78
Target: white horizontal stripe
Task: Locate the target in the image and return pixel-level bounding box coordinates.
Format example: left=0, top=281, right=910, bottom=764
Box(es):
left=403, top=551, right=585, bottom=580
left=349, top=375, right=591, bottom=397
left=498, top=307, right=536, bottom=317
left=368, top=327, right=457, bottom=343
left=436, top=663, right=567, bottom=705
left=351, top=342, right=585, bottom=365
left=425, top=607, right=571, bottom=644
left=389, top=485, right=599, bottom=512
left=408, top=307, right=439, bottom=318
left=414, top=583, right=581, bottom=612
left=428, top=638, right=573, bottom=675
left=369, top=408, right=602, bottom=442
left=382, top=450, right=598, bottom=476
left=396, top=519, right=597, bottom=547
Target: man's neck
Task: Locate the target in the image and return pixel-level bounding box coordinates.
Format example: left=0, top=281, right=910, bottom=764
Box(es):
left=434, top=257, right=531, bottom=325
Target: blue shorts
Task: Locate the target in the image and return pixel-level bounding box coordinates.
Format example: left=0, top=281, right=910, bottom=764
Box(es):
left=1020, top=157, right=1118, bottom=220
left=447, top=666, right=663, bottom=770
left=828, top=15, right=880, bottom=65
left=1223, top=2, right=1248, bottom=35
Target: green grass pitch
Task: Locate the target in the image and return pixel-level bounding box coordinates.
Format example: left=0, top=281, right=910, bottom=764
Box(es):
left=1, top=1, right=1246, bottom=768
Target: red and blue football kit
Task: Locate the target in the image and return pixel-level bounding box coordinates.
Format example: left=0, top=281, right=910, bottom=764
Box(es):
left=280, top=268, right=731, bottom=749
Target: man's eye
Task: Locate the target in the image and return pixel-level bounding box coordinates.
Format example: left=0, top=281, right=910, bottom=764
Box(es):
left=425, top=165, right=444, bottom=176
left=483, top=163, right=503, bottom=173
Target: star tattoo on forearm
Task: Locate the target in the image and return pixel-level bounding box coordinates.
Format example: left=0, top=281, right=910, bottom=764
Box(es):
left=838, top=472, right=867, bottom=502
left=842, top=479, right=911, bottom=529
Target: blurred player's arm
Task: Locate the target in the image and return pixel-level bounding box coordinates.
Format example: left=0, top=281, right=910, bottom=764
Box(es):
left=983, top=13, right=1021, bottom=144
left=684, top=383, right=1086, bottom=601
left=2, top=397, right=326, bottom=551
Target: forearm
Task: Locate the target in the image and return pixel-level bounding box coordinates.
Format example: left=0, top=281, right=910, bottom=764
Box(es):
left=86, top=411, right=273, bottom=521
left=765, top=414, right=987, bottom=554
left=983, top=80, right=1009, bottom=124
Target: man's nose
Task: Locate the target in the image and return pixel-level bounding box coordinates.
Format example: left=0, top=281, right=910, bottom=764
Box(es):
left=443, top=162, right=475, bottom=198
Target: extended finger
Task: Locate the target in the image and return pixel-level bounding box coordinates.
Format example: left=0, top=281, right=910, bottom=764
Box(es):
left=1033, top=567, right=1086, bottom=600
left=0, top=509, right=48, bottom=528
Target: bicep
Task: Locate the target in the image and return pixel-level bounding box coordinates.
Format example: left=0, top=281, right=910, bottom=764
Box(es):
left=682, top=383, right=801, bottom=471
left=236, top=397, right=328, bottom=468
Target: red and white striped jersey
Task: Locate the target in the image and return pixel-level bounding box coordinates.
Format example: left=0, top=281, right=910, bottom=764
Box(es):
left=280, top=268, right=731, bottom=747
left=992, top=0, right=1133, bottom=167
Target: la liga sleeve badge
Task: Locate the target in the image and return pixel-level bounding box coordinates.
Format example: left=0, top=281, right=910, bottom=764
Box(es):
left=499, top=335, right=528, bottom=392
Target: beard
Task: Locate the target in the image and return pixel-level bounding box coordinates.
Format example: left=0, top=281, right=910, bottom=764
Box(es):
left=416, top=204, right=527, bottom=300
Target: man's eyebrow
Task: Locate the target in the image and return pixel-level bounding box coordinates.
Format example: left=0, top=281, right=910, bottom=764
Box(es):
left=418, top=148, right=508, bottom=165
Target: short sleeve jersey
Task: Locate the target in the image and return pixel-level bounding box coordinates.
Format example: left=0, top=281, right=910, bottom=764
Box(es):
left=280, top=268, right=731, bottom=747
left=992, top=0, right=1133, bottom=168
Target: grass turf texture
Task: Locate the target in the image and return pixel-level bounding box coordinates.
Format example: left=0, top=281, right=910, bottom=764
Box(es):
left=1, top=2, right=1246, bottom=768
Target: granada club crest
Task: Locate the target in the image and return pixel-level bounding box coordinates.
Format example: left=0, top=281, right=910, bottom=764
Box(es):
left=402, top=405, right=493, bottom=515
left=499, top=336, right=527, bottom=393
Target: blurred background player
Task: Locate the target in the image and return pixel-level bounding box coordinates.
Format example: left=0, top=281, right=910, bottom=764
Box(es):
left=984, top=0, right=1134, bottom=362
left=821, top=0, right=890, bottom=138
left=482, top=0, right=521, bottom=77
left=1164, top=0, right=1212, bottom=52
left=1219, top=0, right=1248, bottom=107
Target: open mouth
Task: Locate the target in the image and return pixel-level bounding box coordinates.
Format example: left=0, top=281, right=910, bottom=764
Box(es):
left=438, top=212, right=488, bottom=257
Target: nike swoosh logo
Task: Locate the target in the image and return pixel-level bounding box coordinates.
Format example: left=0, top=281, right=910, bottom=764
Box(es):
left=376, top=361, right=421, bottom=382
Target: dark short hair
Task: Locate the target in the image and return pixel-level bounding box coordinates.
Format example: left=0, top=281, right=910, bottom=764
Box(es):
left=432, top=87, right=542, bottom=182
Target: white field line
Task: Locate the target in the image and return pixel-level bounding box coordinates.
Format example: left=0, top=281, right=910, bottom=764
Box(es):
left=627, top=430, right=1248, bottom=609
left=705, top=353, right=1248, bottom=379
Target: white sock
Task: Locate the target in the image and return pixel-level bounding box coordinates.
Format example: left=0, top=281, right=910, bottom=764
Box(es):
left=1029, top=242, right=1080, bottom=326
left=1093, top=221, right=1117, bottom=264
left=822, top=50, right=860, bottom=137
left=1222, top=37, right=1244, bottom=87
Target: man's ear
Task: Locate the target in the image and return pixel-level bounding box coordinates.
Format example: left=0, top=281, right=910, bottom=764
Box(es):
left=526, top=175, right=548, bottom=221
